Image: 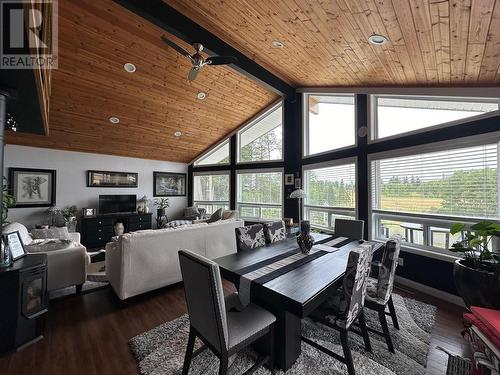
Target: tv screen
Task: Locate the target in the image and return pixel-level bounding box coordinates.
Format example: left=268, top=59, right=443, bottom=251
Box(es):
left=99, top=195, right=136, bottom=214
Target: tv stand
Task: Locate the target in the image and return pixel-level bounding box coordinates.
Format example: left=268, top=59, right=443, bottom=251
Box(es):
left=81, top=212, right=152, bottom=249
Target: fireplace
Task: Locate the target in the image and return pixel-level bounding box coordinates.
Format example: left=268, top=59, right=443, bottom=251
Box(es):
left=21, top=265, right=48, bottom=319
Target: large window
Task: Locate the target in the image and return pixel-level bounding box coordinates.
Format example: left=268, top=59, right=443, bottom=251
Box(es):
left=193, top=172, right=230, bottom=214
left=194, top=140, right=230, bottom=166
left=237, top=102, right=283, bottom=163
left=371, top=139, right=499, bottom=251
left=304, top=161, right=356, bottom=230
left=372, top=95, right=499, bottom=140
left=304, top=94, right=355, bottom=156
left=237, top=170, right=283, bottom=219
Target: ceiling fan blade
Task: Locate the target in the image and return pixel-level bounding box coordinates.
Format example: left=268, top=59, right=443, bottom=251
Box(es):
left=160, top=35, right=192, bottom=59
left=205, top=56, right=238, bottom=65
left=188, top=67, right=199, bottom=81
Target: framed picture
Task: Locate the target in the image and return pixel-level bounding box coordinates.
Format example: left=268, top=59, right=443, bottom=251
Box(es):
left=9, top=168, right=56, bottom=208
left=82, top=208, right=96, bottom=217
left=3, top=231, right=26, bottom=261
left=285, top=174, right=294, bottom=185
left=87, top=170, right=138, bottom=188
left=294, top=178, right=302, bottom=189
left=153, top=172, right=186, bottom=197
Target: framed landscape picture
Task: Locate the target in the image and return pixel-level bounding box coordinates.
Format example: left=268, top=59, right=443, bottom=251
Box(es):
left=153, top=172, right=186, bottom=197
left=9, top=168, right=56, bottom=208
left=87, top=170, right=138, bottom=188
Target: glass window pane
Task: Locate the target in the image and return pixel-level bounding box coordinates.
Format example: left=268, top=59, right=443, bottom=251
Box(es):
left=375, top=96, right=498, bottom=139
left=379, top=219, right=424, bottom=245
left=194, top=140, right=230, bottom=166
left=193, top=173, right=230, bottom=211
left=306, top=94, right=355, bottom=155
left=238, top=105, right=283, bottom=162
left=237, top=171, right=283, bottom=220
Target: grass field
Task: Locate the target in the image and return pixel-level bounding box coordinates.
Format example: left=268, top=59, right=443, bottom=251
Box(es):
left=381, top=194, right=444, bottom=213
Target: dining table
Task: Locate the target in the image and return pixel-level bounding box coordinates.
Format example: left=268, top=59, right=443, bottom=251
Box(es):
left=213, top=233, right=383, bottom=370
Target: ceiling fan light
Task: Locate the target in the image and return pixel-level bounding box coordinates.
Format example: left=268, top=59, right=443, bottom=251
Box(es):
left=368, top=34, right=388, bottom=45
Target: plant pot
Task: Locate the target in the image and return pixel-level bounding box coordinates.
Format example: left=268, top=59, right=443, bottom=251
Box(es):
left=453, top=259, right=500, bottom=309
left=156, top=208, right=166, bottom=218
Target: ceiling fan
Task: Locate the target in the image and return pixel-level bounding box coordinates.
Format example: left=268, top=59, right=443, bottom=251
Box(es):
left=161, top=35, right=238, bottom=81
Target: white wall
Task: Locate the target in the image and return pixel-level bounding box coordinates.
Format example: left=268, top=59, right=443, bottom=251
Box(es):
left=4, top=145, right=188, bottom=229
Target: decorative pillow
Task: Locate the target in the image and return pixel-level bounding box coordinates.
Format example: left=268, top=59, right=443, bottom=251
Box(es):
left=263, top=220, right=287, bottom=244
left=184, top=206, right=200, bottom=218
left=207, top=208, right=223, bottom=223
left=222, top=210, right=239, bottom=220
left=2, top=222, right=32, bottom=245
left=163, top=220, right=192, bottom=228
left=25, top=239, right=75, bottom=253
left=235, top=224, right=266, bottom=251
left=31, top=226, right=71, bottom=240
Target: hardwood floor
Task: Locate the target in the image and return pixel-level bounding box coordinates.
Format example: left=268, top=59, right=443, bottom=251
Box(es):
left=0, top=283, right=468, bottom=375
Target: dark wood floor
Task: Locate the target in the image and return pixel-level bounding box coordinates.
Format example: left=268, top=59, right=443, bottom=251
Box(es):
left=0, top=283, right=468, bottom=375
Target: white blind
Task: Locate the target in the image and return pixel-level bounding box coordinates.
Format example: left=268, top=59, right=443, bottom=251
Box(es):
left=304, top=163, right=356, bottom=208
left=371, top=142, right=499, bottom=219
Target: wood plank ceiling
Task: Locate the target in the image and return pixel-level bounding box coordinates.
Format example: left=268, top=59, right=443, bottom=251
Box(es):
left=164, top=0, right=500, bottom=87
left=6, top=0, right=279, bottom=163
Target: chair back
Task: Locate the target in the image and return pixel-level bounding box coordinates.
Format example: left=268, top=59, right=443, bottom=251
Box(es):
left=235, top=224, right=266, bottom=252
left=376, top=236, right=401, bottom=304
left=343, top=242, right=374, bottom=328
left=263, top=220, right=287, bottom=244
left=334, top=219, right=365, bottom=240
left=178, top=250, right=228, bottom=353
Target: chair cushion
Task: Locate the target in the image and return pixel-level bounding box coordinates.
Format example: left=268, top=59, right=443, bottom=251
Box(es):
left=2, top=222, right=32, bottom=245
left=227, top=303, right=276, bottom=350
left=263, top=220, right=287, bottom=244
left=207, top=208, right=224, bottom=223
left=235, top=224, right=266, bottom=251
left=31, top=226, right=71, bottom=240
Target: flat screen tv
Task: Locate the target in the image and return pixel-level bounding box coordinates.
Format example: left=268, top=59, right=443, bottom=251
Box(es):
left=99, top=195, right=136, bottom=214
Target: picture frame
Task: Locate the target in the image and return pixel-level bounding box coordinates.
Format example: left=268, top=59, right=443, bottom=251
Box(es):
left=87, top=170, right=138, bottom=188
left=285, top=174, right=294, bottom=185
left=153, top=172, right=186, bottom=197
left=3, top=231, right=26, bottom=261
left=82, top=208, right=96, bottom=218
left=294, top=178, right=302, bottom=189
left=9, top=167, right=56, bottom=208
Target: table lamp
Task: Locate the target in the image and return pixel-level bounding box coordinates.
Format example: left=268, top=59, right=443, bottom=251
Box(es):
left=290, top=189, right=307, bottom=227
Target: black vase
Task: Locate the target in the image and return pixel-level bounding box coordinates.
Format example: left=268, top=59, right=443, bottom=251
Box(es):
left=297, top=221, right=314, bottom=254
left=157, top=208, right=166, bottom=218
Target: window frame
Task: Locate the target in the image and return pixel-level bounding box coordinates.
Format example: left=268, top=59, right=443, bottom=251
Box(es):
left=236, top=168, right=284, bottom=221
left=368, top=132, right=500, bottom=259
left=193, top=170, right=231, bottom=213
left=302, top=157, right=358, bottom=232
left=302, top=93, right=358, bottom=158
left=369, top=94, right=500, bottom=143
left=236, top=100, right=284, bottom=165
left=193, top=139, right=230, bottom=167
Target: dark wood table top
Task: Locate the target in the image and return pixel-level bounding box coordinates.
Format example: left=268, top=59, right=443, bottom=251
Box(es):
left=214, top=234, right=382, bottom=317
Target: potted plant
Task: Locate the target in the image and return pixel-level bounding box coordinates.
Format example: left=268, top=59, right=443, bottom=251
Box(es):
left=2, top=176, right=16, bottom=222
left=61, top=205, right=78, bottom=232
left=154, top=198, right=169, bottom=220
left=449, top=221, right=500, bottom=309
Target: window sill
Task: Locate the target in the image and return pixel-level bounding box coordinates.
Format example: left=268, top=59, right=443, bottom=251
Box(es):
left=371, top=239, right=460, bottom=263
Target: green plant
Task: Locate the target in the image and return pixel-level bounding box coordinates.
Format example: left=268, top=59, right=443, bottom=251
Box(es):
left=61, top=205, right=78, bottom=220
left=154, top=198, right=170, bottom=209
left=2, top=177, right=16, bottom=221
left=450, top=221, right=500, bottom=274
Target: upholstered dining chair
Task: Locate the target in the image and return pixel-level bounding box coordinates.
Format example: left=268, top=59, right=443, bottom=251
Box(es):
left=263, top=220, right=287, bottom=244
left=302, top=243, right=374, bottom=375
left=178, top=250, right=276, bottom=375
left=235, top=224, right=266, bottom=252
left=334, top=219, right=365, bottom=240
left=364, top=236, right=402, bottom=353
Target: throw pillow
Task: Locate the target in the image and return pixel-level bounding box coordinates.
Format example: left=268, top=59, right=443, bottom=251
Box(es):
left=222, top=210, right=239, bottom=220
left=31, top=226, right=71, bottom=240
left=263, top=220, right=287, bottom=244
left=207, top=208, right=223, bottom=223
left=184, top=206, right=200, bottom=218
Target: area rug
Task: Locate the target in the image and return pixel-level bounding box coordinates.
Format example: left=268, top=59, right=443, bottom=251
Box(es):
left=129, top=294, right=437, bottom=375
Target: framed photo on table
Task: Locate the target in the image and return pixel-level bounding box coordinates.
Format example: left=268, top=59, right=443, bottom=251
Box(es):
left=9, top=168, right=56, bottom=208
left=153, top=172, right=186, bottom=197
left=3, top=231, right=26, bottom=261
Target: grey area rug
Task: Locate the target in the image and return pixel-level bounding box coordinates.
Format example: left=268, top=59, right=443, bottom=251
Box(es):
left=129, top=294, right=437, bottom=375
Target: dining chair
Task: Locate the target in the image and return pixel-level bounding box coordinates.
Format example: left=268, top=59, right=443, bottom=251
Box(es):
left=364, top=236, right=402, bottom=353
left=235, top=224, right=266, bottom=252
left=263, top=220, right=287, bottom=244
left=302, top=243, right=374, bottom=375
left=178, top=250, right=276, bottom=375
left=334, top=219, right=365, bottom=240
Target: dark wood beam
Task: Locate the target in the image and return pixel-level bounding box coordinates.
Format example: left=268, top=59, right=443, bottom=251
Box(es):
left=112, top=0, right=296, bottom=98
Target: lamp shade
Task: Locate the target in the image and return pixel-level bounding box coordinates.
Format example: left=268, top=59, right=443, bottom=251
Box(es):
left=290, top=189, right=307, bottom=199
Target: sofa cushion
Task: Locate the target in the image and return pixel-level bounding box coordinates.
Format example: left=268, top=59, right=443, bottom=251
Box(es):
left=26, top=239, right=75, bottom=253
left=31, top=226, right=71, bottom=240
left=2, top=222, right=32, bottom=245
left=207, top=208, right=224, bottom=223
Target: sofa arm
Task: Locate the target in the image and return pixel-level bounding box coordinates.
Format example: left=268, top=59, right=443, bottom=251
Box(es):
left=68, top=232, right=81, bottom=243
left=45, top=245, right=88, bottom=291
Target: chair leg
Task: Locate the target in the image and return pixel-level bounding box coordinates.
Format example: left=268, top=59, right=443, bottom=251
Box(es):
left=387, top=296, right=400, bottom=330
left=378, top=309, right=395, bottom=353
left=75, top=284, right=83, bottom=294
left=218, top=355, right=228, bottom=375
left=268, top=325, right=275, bottom=372
left=182, top=327, right=196, bottom=375
left=358, top=310, right=372, bottom=353
left=340, top=329, right=356, bottom=375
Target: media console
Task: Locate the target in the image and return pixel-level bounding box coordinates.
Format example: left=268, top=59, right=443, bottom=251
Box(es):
left=81, top=212, right=152, bottom=249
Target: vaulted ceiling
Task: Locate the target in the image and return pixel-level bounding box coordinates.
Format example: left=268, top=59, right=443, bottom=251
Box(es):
left=165, top=0, right=500, bottom=87
left=6, top=0, right=278, bottom=163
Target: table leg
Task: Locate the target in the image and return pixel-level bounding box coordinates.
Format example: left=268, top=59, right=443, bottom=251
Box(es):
left=274, top=310, right=301, bottom=370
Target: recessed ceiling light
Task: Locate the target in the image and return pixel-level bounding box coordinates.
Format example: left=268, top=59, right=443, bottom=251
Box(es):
left=123, top=63, right=136, bottom=73
left=197, top=92, right=207, bottom=100
left=174, top=131, right=182, bottom=137
left=109, top=116, right=120, bottom=124
left=271, top=40, right=285, bottom=48
left=368, top=34, right=388, bottom=45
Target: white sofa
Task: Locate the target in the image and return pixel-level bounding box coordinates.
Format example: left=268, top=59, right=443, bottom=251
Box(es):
left=105, top=219, right=244, bottom=300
